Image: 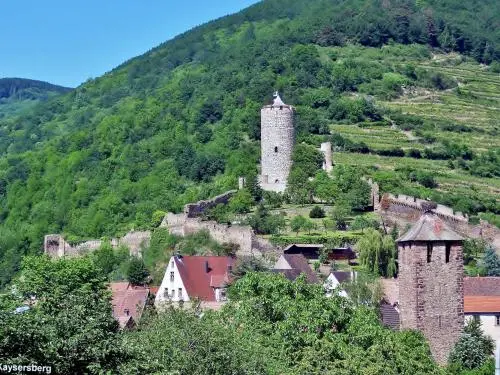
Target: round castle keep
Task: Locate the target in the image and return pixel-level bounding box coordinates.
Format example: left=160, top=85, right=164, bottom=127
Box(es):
left=260, top=92, right=295, bottom=192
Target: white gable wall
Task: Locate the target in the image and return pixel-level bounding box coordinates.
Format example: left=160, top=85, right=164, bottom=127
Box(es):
left=155, top=256, right=190, bottom=306
left=274, top=255, right=292, bottom=270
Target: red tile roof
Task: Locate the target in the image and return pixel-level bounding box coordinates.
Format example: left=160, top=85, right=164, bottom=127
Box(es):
left=465, top=296, right=500, bottom=313
left=463, top=277, right=500, bottom=313
left=174, top=256, right=235, bottom=302
left=110, top=282, right=149, bottom=328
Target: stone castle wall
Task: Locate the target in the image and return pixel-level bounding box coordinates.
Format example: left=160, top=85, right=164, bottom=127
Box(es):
left=368, top=181, right=500, bottom=248
left=184, top=190, right=237, bottom=218
left=44, top=231, right=151, bottom=258
left=260, top=104, right=294, bottom=193
left=161, top=212, right=275, bottom=257
left=398, top=242, right=464, bottom=364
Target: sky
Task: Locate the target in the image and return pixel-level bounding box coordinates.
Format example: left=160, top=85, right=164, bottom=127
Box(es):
left=0, top=0, right=260, bottom=88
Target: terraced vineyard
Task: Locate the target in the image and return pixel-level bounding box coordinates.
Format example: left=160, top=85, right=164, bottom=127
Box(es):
left=326, top=48, right=499, bottom=219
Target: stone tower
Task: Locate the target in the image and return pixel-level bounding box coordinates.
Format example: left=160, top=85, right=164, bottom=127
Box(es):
left=320, top=142, right=333, bottom=173
left=397, top=203, right=464, bottom=365
left=260, top=92, right=295, bottom=192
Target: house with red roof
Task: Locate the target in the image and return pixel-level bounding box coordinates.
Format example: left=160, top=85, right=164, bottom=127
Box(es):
left=155, top=255, right=235, bottom=308
left=110, top=282, right=150, bottom=329
left=464, top=277, right=500, bottom=341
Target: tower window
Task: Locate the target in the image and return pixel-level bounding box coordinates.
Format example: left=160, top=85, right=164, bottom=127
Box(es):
left=427, top=243, right=433, bottom=263
left=279, top=106, right=283, bottom=110
left=274, top=146, right=278, bottom=153
left=445, top=244, right=451, bottom=263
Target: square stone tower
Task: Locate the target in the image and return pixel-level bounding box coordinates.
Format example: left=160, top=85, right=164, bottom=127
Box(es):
left=397, top=203, right=464, bottom=365
left=260, top=92, right=295, bottom=192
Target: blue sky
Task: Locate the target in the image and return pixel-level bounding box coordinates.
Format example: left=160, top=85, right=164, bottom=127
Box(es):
left=0, top=0, right=260, bottom=87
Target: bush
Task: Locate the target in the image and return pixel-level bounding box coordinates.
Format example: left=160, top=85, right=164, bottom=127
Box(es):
left=309, top=205, right=326, bottom=218
left=127, top=257, right=150, bottom=286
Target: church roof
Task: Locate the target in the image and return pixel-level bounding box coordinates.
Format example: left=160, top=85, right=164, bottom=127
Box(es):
left=397, top=211, right=464, bottom=242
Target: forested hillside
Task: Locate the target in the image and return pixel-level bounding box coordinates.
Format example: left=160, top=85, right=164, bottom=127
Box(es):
left=0, top=78, right=72, bottom=119
left=0, top=0, right=499, bottom=287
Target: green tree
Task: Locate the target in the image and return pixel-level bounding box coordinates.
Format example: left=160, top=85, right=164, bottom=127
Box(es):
left=449, top=319, right=494, bottom=370
left=357, top=228, right=397, bottom=277
left=229, top=189, right=254, bottom=214
left=309, top=205, right=325, bottom=218
left=0, top=256, right=124, bottom=375
left=482, top=246, right=500, bottom=276
left=92, top=241, right=118, bottom=275
left=127, top=257, right=150, bottom=286
left=151, top=210, right=166, bottom=228
left=303, top=218, right=316, bottom=234
left=290, top=215, right=307, bottom=235
left=331, top=200, right=351, bottom=230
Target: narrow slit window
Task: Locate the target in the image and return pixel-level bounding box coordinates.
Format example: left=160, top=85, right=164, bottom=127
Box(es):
left=496, top=316, right=500, bottom=326
left=274, top=146, right=278, bottom=153
left=445, top=244, right=451, bottom=263
left=427, top=243, right=433, bottom=263
left=438, top=315, right=442, bottom=328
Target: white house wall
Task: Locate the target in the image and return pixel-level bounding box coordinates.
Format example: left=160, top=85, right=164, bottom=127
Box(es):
left=465, top=314, right=500, bottom=341
left=155, top=256, right=190, bottom=306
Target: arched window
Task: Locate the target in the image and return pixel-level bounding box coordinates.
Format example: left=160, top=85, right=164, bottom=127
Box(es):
left=274, top=146, right=278, bottom=153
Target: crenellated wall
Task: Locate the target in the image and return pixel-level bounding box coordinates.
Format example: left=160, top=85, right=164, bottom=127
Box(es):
left=367, top=180, right=500, bottom=248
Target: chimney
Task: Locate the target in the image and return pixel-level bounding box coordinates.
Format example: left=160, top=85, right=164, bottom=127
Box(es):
left=205, top=261, right=210, bottom=273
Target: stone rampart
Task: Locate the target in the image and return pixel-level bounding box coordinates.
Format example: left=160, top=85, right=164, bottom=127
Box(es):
left=367, top=178, right=500, bottom=248
left=161, top=212, right=275, bottom=257
left=184, top=190, right=237, bottom=218
left=44, top=230, right=151, bottom=258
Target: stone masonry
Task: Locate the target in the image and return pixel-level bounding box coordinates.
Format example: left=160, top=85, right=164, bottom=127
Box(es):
left=260, top=92, right=295, bottom=192
left=397, top=210, right=464, bottom=364
left=44, top=231, right=151, bottom=258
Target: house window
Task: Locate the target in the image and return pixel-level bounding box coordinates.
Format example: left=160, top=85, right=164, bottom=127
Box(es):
left=427, top=243, right=433, bottom=263
left=445, top=244, right=451, bottom=263
left=171, top=289, right=175, bottom=298
left=178, top=288, right=183, bottom=300
left=163, top=289, right=169, bottom=299
left=274, top=146, right=278, bottom=153
left=170, top=272, right=174, bottom=281
left=473, top=315, right=480, bottom=323
left=496, top=316, right=500, bottom=326
left=171, top=260, right=174, bottom=269
left=220, top=288, right=227, bottom=302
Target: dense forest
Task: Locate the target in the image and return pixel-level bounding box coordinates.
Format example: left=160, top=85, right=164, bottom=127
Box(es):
left=0, top=78, right=72, bottom=119
left=0, top=0, right=499, bottom=287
